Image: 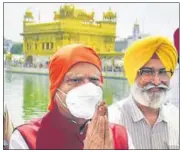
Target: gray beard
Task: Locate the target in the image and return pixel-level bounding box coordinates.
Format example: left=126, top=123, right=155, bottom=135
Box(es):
left=131, top=82, right=168, bottom=109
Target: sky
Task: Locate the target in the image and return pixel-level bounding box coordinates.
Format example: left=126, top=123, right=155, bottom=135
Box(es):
left=4, top=2, right=179, bottom=42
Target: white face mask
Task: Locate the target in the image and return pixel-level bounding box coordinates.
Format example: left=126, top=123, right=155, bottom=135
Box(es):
left=56, top=83, right=103, bottom=120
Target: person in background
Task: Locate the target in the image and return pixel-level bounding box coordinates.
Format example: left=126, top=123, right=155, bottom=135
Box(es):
left=9, top=44, right=133, bottom=150
left=109, top=36, right=179, bottom=149
left=166, top=28, right=179, bottom=107
left=3, top=103, right=14, bottom=149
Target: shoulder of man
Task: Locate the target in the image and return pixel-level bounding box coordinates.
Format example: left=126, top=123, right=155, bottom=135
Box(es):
left=163, top=103, right=179, bottom=116
left=108, top=96, right=131, bottom=124
left=11, top=117, right=43, bottom=149
left=162, top=103, right=179, bottom=127
left=9, top=130, right=29, bottom=149
left=10, top=111, right=53, bottom=150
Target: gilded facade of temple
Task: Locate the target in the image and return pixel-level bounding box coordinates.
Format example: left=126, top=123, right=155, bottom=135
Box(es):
left=21, top=4, right=124, bottom=64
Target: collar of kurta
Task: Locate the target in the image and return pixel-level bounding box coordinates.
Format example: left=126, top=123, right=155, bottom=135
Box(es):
left=129, top=95, right=169, bottom=123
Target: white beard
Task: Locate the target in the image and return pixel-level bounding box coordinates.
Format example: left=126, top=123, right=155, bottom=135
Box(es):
left=131, top=82, right=167, bottom=109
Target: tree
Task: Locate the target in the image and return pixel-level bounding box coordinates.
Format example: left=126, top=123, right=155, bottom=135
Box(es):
left=5, top=52, right=12, bottom=61
left=10, top=43, right=23, bottom=54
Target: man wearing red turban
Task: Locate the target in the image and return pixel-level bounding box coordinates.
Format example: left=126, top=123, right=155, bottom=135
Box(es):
left=9, top=44, right=133, bottom=149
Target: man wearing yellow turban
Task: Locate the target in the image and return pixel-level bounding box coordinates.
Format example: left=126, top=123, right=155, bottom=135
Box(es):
left=109, top=36, right=179, bottom=149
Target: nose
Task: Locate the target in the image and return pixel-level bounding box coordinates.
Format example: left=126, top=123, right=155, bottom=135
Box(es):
left=151, top=74, right=161, bottom=86
left=82, top=78, right=90, bottom=84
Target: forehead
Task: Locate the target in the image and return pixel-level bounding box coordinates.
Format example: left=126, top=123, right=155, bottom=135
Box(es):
left=65, top=62, right=101, bottom=77
left=143, top=59, right=165, bottom=69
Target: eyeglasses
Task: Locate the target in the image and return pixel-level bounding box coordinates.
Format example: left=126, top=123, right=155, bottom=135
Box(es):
left=64, top=76, right=101, bottom=87
left=138, top=67, right=173, bottom=82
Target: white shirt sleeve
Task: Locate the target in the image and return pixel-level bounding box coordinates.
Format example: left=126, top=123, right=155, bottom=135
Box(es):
left=127, top=131, right=135, bottom=149
left=108, top=104, right=122, bottom=124
left=9, top=130, right=29, bottom=149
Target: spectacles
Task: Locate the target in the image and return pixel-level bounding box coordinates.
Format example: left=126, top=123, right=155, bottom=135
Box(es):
left=138, top=67, right=173, bottom=82
left=64, top=76, right=101, bottom=87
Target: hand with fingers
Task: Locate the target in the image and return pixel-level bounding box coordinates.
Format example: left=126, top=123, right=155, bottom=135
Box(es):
left=83, top=101, right=114, bottom=149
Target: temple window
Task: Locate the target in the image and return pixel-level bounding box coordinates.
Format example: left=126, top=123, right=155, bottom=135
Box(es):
left=46, top=43, right=49, bottom=50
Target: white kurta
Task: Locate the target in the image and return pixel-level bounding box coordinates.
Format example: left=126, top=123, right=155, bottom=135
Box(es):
left=108, top=96, right=179, bottom=149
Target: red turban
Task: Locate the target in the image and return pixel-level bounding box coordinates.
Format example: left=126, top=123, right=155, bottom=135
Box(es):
left=174, top=28, right=179, bottom=55
left=48, top=44, right=103, bottom=111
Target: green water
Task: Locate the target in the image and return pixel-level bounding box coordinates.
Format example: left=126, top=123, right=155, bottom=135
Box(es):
left=4, top=72, right=130, bottom=127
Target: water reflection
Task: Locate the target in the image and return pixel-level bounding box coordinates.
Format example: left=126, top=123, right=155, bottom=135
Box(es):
left=23, top=74, right=49, bottom=121
left=4, top=72, right=130, bottom=127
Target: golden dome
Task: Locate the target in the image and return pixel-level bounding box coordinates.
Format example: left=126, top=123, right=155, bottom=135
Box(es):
left=25, top=9, right=32, bottom=16
left=103, top=7, right=116, bottom=21
left=59, top=4, right=74, bottom=17
left=104, top=8, right=116, bottom=19
left=24, top=8, right=34, bottom=19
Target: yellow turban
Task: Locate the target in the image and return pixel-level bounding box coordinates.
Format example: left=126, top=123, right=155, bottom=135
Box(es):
left=124, top=36, right=178, bottom=85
